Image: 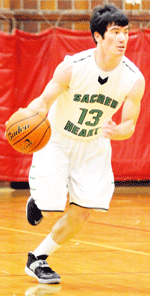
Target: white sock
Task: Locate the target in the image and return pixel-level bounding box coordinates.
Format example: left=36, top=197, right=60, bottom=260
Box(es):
left=33, top=233, right=60, bottom=257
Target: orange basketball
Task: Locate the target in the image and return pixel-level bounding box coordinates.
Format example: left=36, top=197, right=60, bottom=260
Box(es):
left=5, top=108, right=51, bottom=154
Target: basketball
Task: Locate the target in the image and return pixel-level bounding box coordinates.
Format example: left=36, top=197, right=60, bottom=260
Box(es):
left=5, top=108, right=51, bottom=154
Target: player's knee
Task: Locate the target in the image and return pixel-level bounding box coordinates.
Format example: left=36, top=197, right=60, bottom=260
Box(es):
left=51, top=205, right=91, bottom=244
left=79, top=208, right=91, bottom=222
left=69, top=204, right=91, bottom=224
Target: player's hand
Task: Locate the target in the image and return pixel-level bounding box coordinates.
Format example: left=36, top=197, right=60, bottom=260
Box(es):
left=102, top=119, right=117, bottom=139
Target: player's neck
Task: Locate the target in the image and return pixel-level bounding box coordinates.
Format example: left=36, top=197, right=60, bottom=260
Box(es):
left=94, top=48, right=123, bottom=72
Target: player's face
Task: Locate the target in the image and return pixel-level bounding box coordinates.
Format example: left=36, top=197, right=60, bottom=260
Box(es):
left=100, top=24, right=129, bottom=57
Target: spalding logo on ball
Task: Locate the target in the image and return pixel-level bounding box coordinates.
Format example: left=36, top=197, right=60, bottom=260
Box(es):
left=5, top=108, right=51, bottom=154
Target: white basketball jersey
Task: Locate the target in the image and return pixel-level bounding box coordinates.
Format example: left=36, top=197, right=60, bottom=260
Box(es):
left=48, top=48, right=141, bottom=140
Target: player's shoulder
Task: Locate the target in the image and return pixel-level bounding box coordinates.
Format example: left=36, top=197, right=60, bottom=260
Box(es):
left=123, top=56, right=145, bottom=99
left=122, top=55, right=140, bottom=74
left=64, top=48, right=94, bottom=64
left=53, top=49, right=94, bottom=85
left=123, top=55, right=145, bottom=83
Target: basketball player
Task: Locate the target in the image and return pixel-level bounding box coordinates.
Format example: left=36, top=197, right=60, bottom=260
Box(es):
left=25, top=5, right=145, bottom=284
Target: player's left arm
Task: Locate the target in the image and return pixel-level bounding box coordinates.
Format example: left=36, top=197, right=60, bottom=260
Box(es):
left=103, top=73, right=145, bottom=140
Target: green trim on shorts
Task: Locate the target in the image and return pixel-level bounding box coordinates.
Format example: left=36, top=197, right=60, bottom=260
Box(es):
left=69, top=202, right=108, bottom=211
left=40, top=209, right=64, bottom=212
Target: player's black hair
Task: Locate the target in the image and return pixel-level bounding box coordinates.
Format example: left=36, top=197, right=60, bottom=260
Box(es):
left=90, top=5, right=129, bottom=44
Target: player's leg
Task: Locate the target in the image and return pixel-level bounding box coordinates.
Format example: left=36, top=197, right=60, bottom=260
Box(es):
left=25, top=132, right=69, bottom=284
left=25, top=174, right=67, bottom=284
left=30, top=203, right=91, bottom=257
left=25, top=204, right=91, bottom=284
left=51, top=203, right=91, bottom=245
left=25, top=171, right=68, bottom=284
left=26, top=129, right=69, bottom=226
left=25, top=136, right=113, bottom=284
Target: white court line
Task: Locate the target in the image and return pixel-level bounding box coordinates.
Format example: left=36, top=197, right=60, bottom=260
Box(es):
left=0, top=226, right=46, bottom=237
left=1, top=226, right=150, bottom=257
left=71, top=239, right=150, bottom=257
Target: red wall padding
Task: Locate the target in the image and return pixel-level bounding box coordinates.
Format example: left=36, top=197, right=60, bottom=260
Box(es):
left=0, top=28, right=150, bottom=181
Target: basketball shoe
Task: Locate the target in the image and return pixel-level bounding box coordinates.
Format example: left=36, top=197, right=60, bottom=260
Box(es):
left=25, top=252, right=61, bottom=284
left=26, top=196, right=43, bottom=226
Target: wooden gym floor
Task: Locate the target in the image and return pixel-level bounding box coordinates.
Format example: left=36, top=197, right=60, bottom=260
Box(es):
left=0, top=185, right=150, bottom=296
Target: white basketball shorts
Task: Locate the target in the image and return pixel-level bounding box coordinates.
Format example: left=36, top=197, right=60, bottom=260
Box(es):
left=29, top=127, right=115, bottom=211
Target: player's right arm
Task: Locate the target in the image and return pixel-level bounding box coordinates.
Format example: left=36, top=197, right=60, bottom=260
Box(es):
left=27, top=58, right=72, bottom=115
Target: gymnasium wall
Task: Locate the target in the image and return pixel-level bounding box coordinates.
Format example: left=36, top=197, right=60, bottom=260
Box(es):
left=0, top=0, right=150, bottom=33
left=0, top=27, right=150, bottom=182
